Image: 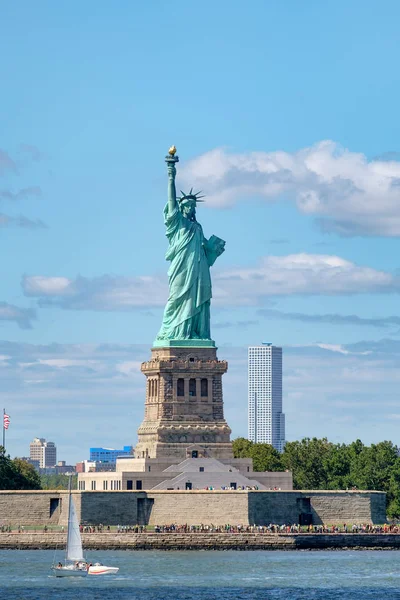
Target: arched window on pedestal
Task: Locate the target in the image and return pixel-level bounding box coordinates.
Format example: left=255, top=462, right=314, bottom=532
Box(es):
left=201, top=378, right=208, bottom=397
left=177, top=378, right=185, bottom=397
left=189, top=378, right=196, bottom=397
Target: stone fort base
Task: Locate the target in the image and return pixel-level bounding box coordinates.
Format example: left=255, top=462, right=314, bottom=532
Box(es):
left=0, top=490, right=386, bottom=527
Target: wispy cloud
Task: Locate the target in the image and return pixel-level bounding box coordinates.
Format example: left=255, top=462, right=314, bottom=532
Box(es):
left=0, top=214, right=47, bottom=229
left=0, top=149, right=17, bottom=175
left=213, top=320, right=258, bottom=329
left=258, top=308, right=400, bottom=329
left=0, top=145, right=45, bottom=228
left=22, top=274, right=168, bottom=310
left=22, top=253, right=400, bottom=311
left=0, top=302, right=36, bottom=329
left=180, top=141, right=400, bottom=237
left=0, top=187, right=42, bottom=201
left=213, top=253, right=399, bottom=304
left=18, top=144, right=45, bottom=162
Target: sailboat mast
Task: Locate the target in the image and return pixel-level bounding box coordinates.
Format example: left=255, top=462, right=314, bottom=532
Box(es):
left=66, top=475, right=72, bottom=564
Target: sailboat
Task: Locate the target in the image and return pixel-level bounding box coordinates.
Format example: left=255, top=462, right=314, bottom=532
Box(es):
left=51, top=478, right=119, bottom=577
left=51, top=480, right=88, bottom=577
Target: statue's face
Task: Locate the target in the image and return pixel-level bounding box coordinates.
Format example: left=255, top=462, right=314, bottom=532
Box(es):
left=182, top=202, right=196, bottom=220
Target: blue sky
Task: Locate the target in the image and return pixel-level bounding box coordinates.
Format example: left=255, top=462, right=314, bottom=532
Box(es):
left=1, top=1, right=400, bottom=463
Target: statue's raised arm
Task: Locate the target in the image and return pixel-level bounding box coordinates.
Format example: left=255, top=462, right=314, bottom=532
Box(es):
left=166, top=145, right=178, bottom=213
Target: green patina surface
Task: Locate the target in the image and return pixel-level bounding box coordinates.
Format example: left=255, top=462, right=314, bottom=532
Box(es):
left=153, top=339, right=216, bottom=348
left=155, top=150, right=225, bottom=346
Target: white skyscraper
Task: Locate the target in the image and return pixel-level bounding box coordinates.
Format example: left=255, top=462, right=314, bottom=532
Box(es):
left=248, top=343, right=285, bottom=452
left=29, top=437, right=57, bottom=468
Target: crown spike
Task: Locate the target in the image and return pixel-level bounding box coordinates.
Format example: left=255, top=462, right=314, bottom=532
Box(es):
left=177, top=188, right=206, bottom=205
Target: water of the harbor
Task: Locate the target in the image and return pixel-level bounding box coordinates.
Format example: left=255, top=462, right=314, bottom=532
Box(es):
left=0, top=549, right=399, bottom=600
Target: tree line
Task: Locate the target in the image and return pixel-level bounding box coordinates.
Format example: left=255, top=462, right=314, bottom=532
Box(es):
left=0, top=448, right=77, bottom=491
left=0, top=447, right=41, bottom=490
left=233, top=437, right=400, bottom=518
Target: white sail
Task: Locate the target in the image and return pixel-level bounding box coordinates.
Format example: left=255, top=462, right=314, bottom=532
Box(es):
left=66, top=492, right=84, bottom=562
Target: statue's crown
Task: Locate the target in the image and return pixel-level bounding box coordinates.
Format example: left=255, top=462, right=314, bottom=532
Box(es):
left=178, top=188, right=205, bottom=205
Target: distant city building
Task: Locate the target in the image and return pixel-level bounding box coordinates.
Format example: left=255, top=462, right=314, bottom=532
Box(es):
left=89, top=446, right=133, bottom=464
left=29, top=437, right=57, bottom=468
left=39, top=461, right=75, bottom=475
left=248, top=344, right=285, bottom=452
left=76, top=460, right=97, bottom=473
left=76, top=459, right=115, bottom=473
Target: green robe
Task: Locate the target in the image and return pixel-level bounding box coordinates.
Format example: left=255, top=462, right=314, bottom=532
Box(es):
left=156, top=203, right=212, bottom=341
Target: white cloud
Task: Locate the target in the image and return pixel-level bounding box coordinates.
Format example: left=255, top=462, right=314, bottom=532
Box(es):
left=0, top=214, right=46, bottom=229
left=313, top=343, right=371, bottom=356
left=213, top=253, right=398, bottom=304
left=0, top=149, right=16, bottom=175
left=22, top=253, right=400, bottom=311
left=0, top=187, right=42, bottom=201
left=258, top=308, right=400, bottom=329
left=24, top=276, right=73, bottom=296
left=116, top=361, right=143, bottom=376
left=22, top=274, right=168, bottom=310
left=0, top=145, right=46, bottom=229
left=0, top=302, right=36, bottom=329
left=179, top=141, right=400, bottom=236
left=37, top=359, right=99, bottom=369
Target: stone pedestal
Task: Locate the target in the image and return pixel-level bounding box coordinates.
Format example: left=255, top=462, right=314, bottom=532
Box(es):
left=135, top=346, right=233, bottom=460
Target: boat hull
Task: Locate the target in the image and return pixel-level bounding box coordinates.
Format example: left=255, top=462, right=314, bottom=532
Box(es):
left=52, top=566, right=88, bottom=577
left=88, top=565, right=119, bottom=575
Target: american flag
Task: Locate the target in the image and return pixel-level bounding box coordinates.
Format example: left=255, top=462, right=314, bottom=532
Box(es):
left=3, top=413, right=10, bottom=430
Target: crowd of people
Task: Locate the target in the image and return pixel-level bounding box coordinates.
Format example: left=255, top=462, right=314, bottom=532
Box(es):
left=2, top=522, right=400, bottom=534
left=151, top=523, right=400, bottom=534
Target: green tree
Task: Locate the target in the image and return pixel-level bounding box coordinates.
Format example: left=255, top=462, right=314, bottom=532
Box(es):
left=387, top=459, right=400, bottom=519
left=232, top=438, right=283, bottom=471
left=232, top=437, right=253, bottom=458
left=324, top=443, right=352, bottom=490
left=0, top=448, right=19, bottom=489
left=0, top=449, right=42, bottom=490
left=12, top=458, right=41, bottom=489
left=40, top=473, right=77, bottom=490
left=249, top=444, right=283, bottom=472
left=281, top=438, right=332, bottom=489
left=349, top=441, right=398, bottom=492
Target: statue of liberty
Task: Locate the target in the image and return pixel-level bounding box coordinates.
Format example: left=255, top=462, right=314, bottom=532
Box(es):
left=155, top=147, right=226, bottom=346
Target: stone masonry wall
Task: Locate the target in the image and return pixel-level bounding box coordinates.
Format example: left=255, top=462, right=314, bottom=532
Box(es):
left=308, top=491, right=386, bottom=524
left=247, top=491, right=386, bottom=525
left=79, top=491, right=140, bottom=525
left=146, top=491, right=249, bottom=526
left=0, top=490, right=386, bottom=527
left=248, top=491, right=301, bottom=524
left=0, top=491, right=69, bottom=526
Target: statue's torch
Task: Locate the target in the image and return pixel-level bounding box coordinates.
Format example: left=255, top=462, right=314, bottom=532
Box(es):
left=165, top=145, right=179, bottom=168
